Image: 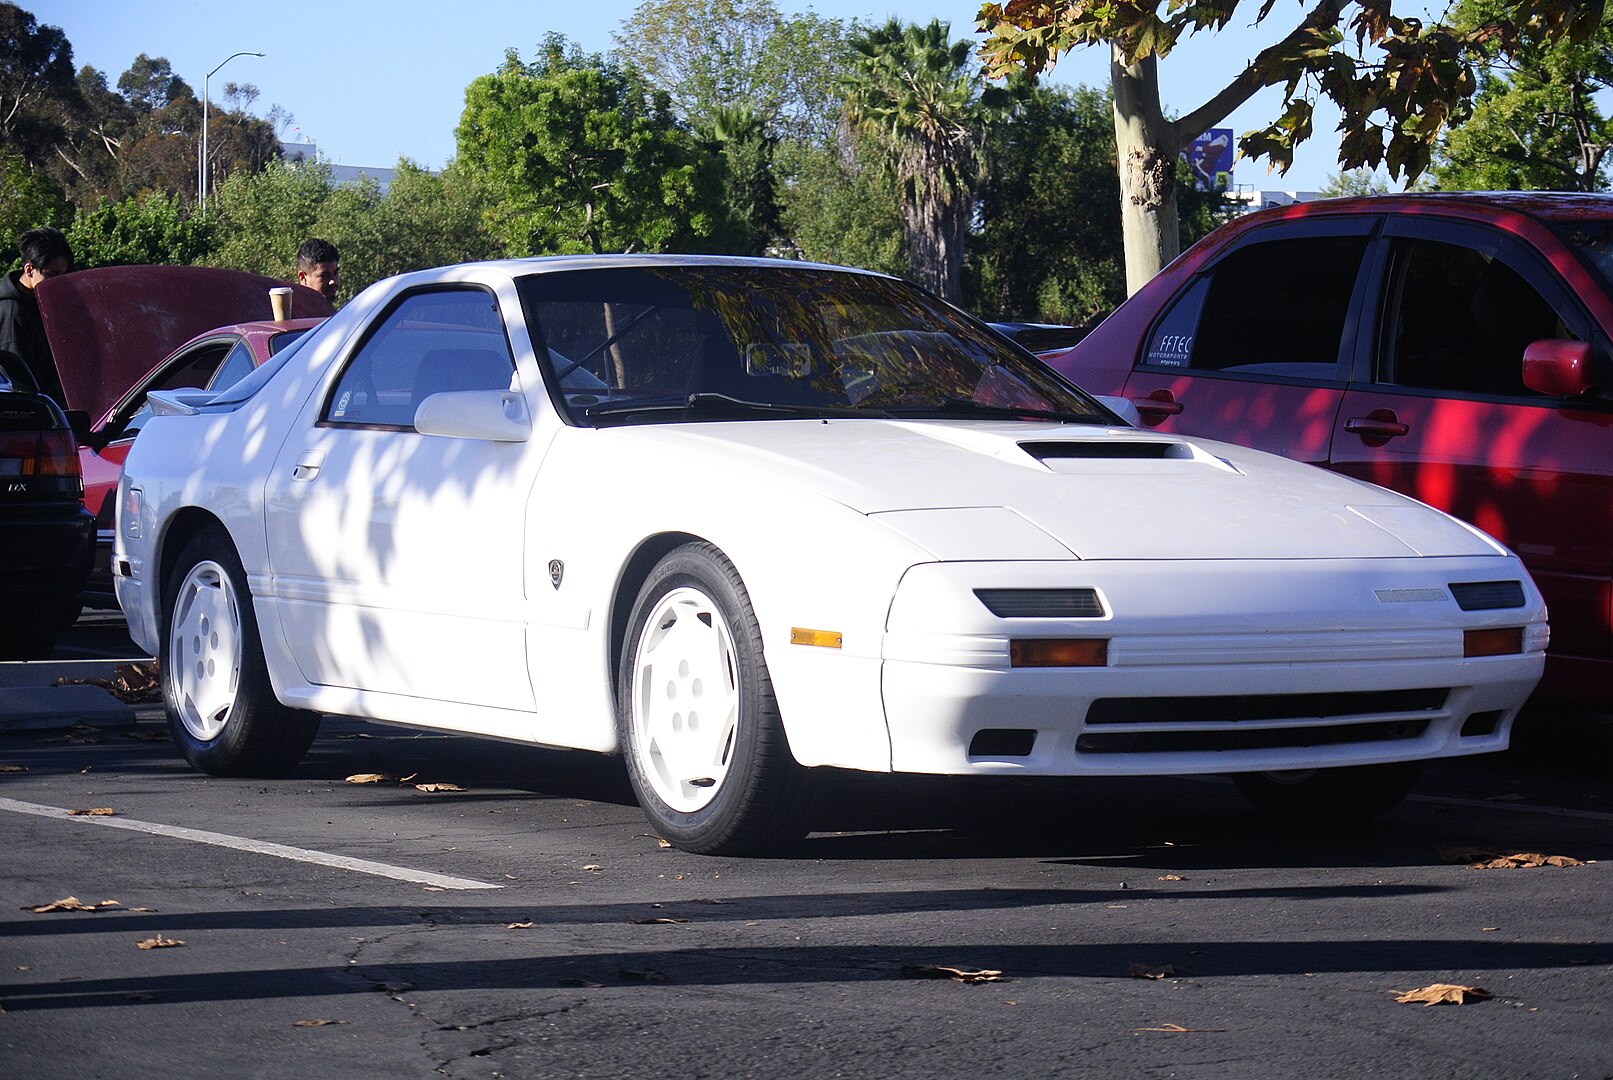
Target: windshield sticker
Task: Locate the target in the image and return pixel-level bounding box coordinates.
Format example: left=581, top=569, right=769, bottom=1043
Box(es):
left=333, top=390, right=352, bottom=418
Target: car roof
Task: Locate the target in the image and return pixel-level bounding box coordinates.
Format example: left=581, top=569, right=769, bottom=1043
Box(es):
left=1246, top=191, right=1613, bottom=227
left=34, top=266, right=334, bottom=420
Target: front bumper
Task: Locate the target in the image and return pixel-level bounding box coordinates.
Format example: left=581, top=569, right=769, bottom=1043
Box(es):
left=880, top=557, right=1548, bottom=776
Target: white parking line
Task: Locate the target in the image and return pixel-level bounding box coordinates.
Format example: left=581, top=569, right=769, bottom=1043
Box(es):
left=0, top=797, right=502, bottom=890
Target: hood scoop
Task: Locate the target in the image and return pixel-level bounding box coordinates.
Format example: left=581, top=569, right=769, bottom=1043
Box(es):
left=1018, top=440, right=1189, bottom=461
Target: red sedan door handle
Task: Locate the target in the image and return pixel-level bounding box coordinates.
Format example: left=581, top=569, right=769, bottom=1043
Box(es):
left=1344, top=410, right=1409, bottom=439
left=1131, top=390, right=1184, bottom=420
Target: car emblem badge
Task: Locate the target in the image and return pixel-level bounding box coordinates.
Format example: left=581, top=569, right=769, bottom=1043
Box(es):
left=549, top=559, right=564, bottom=589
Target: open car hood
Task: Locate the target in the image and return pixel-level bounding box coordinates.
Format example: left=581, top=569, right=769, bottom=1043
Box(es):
left=35, top=265, right=333, bottom=421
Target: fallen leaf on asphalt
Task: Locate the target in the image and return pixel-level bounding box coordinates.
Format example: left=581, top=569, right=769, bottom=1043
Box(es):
left=1128, top=963, right=1178, bottom=980
left=631, top=917, right=689, bottom=925
left=345, top=773, right=394, bottom=784
left=136, top=936, right=184, bottom=950
left=900, top=965, right=1005, bottom=983
left=1157, top=874, right=1186, bottom=882
left=398, top=773, right=418, bottom=783
left=506, top=921, right=534, bottom=929
left=53, top=661, right=162, bottom=704
left=581, top=864, right=603, bottom=872
left=67, top=807, right=115, bottom=816
left=292, top=1019, right=347, bottom=1027
left=1469, top=853, right=1587, bottom=869
left=121, top=729, right=169, bottom=742
left=1133, top=1023, right=1227, bottom=1033
left=43, top=730, right=106, bottom=745
left=26, top=897, right=121, bottom=913
left=617, top=968, right=667, bottom=982
left=657, top=839, right=672, bottom=848
left=1482, top=927, right=1501, bottom=932
left=1393, top=984, right=1492, bottom=1006
left=414, top=783, right=465, bottom=793
left=0, top=764, right=26, bottom=773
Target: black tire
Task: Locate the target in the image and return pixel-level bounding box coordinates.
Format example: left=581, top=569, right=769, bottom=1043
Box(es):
left=617, top=542, right=810, bottom=855
left=160, top=526, right=318, bottom=777
left=1233, top=761, right=1422, bottom=823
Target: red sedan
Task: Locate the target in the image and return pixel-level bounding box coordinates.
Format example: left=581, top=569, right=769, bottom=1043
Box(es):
left=1045, top=192, right=1613, bottom=710
left=33, top=266, right=332, bottom=600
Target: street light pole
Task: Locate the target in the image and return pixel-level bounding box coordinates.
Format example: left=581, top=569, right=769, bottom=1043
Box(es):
left=199, top=50, right=265, bottom=213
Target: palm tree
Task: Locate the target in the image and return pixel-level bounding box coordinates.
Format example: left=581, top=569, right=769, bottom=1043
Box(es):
left=841, top=19, right=1010, bottom=302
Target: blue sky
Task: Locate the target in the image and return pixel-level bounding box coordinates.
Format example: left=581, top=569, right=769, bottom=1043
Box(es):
left=33, top=0, right=1353, bottom=192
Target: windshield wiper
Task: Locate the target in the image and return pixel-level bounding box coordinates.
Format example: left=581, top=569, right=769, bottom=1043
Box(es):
left=585, top=392, right=877, bottom=422
left=876, top=397, right=1101, bottom=423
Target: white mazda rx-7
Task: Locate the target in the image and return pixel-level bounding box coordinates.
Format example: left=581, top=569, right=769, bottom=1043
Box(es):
left=115, top=256, right=1547, bottom=854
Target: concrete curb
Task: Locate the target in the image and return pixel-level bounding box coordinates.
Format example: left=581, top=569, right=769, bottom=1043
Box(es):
left=0, top=659, right=147, bottom=731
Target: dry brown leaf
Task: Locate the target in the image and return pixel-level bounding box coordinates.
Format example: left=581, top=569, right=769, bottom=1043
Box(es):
left=0, top=764, right=27, bottom=773
left=506, top=921, right=535, bottom=929
left=53, top=661, right=161, bottom=704
left=292, top=1019, right=347, bottom=1027
left=900, top=965, right=1005, bottom=983
left=136, top=936, right=184, bottom=950
left=1133, top=1023, right=1227, bottom=1033
left=581, top=864, right=603, bottom=872
left=656, top=838, right=672, bottom=849
left=1128, top=963, right=1178, bottom=980
left=26, top=897, right=120, bottom=913
left=398, top=773, right=418, bottom=783
left=67, top=807, right=115, bottom=816
left=631, top=917, right=689, bottom=925
left=121, top=729, right=169, bottom=742
left=345, top=773, right=394, bottom=784
left=1157, top=874, right=1186, bottom=882
left=1469, top=853, right=1587, bottom=869
left=1392, top=983, right=1492, bottom=1006
left=414, top=783, right=465, bottom=793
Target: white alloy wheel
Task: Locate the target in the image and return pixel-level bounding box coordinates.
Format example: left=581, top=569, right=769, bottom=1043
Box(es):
left=167, top=559, right=243, bottom=743
left=628, top=585, right=742, bottom=813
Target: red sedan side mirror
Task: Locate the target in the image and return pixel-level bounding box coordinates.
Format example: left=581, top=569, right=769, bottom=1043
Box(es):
left=1522, top=339, right=1593, bottom=397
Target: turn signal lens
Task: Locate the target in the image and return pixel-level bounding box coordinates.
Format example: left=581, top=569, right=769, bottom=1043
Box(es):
left=1464, top=627, right=1523, bottom=657
left=1010, top=638, right=1108, bottom=668
left=790, top=627, right=842, bottom=649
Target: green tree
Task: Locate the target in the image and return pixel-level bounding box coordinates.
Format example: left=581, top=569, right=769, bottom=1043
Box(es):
left=0, top=3, right=79, bottom=172
left=979, top=0, right=1604, bottom=291
left=207, top=158, right=333, bottom=278
left=697, top=103, right=781, bottom=255
left=1319, top=168, right=1392, bottom=197
left=776, top=138, right=905, bottom=276
left=116, top=53, right=189, bottom=113
left=0, top=148, right=72, bottom=268
left=612, top=0, right=855, bottom=146
left=67, top=191, right=213, bottom=268
left=456, top=36, right=724, bottom=256
left=842, top=19, right=1012, bottom=302
left=1432, top=2, right=1613, bottom=190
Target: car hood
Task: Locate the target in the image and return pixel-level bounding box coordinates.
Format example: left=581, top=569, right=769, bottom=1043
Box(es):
left=618, top=420, right=1502, bottom=561
left=35, top=266, right=333, bottom=421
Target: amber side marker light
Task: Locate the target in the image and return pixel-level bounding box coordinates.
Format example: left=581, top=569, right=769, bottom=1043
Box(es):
left=1464, top=628, right=1524, bottom=658
left=1010, top=639, right=1109, bottom=668
left=791, top=627, right=843, bottom=649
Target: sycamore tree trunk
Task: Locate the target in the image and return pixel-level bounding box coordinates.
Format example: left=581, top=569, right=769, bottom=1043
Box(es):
left=1110, top=46, right=1181, bottom=295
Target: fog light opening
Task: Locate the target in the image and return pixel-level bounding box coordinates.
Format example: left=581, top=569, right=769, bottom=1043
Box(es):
left=968, top=729, right=1037, bottom=758
left=1460, top=710, right=1504, bottom=738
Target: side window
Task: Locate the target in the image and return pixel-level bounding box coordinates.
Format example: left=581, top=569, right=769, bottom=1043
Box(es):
left=1383, top=238, right=1576, bottom=397
left=206, top=340, right=257, bottom=393
left=117, top=340, right=234, bottom=440
left=1142, top=235, right=1370, bottom=375
left=325, top=289, right=515, bottom=428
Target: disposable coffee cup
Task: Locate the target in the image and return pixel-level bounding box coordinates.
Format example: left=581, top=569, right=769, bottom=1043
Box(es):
left=269, top=286, right=294, bottom=321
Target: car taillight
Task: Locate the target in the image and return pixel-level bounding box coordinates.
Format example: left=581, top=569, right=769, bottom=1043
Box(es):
left=0, top=429, right=84, bottom=495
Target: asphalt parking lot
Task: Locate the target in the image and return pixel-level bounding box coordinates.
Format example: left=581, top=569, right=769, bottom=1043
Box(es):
left=1, top=613, right=1609, bottom=1078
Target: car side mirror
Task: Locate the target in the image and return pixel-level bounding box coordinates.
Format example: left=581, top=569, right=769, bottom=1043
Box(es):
left=414, top=389, right=531, bottom=442
left=1522, top=339, right=1593, bottom=397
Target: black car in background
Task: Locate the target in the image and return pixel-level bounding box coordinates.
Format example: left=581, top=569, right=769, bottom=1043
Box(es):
left=0, top=390, right=94, bottom=658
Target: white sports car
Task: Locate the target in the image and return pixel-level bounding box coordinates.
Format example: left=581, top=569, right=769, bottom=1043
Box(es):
left=116, top=256, right=1547, bottom=854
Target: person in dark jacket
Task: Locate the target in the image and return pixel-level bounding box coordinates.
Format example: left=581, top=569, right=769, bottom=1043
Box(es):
left=0, top=227, right=72, bottom=402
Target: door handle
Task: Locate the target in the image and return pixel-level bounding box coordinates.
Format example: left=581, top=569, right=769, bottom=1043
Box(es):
left=1344, top=411, right=1409, bottom=439
left=290, top=450, right=325, bottom=481
left=1132, top=390, right=1183, bottom=419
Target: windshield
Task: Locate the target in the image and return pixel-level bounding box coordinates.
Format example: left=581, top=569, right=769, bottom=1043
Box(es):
left=516, top=265, right=1111, bottom=427
left=210, top=325, right=316, bottom=406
